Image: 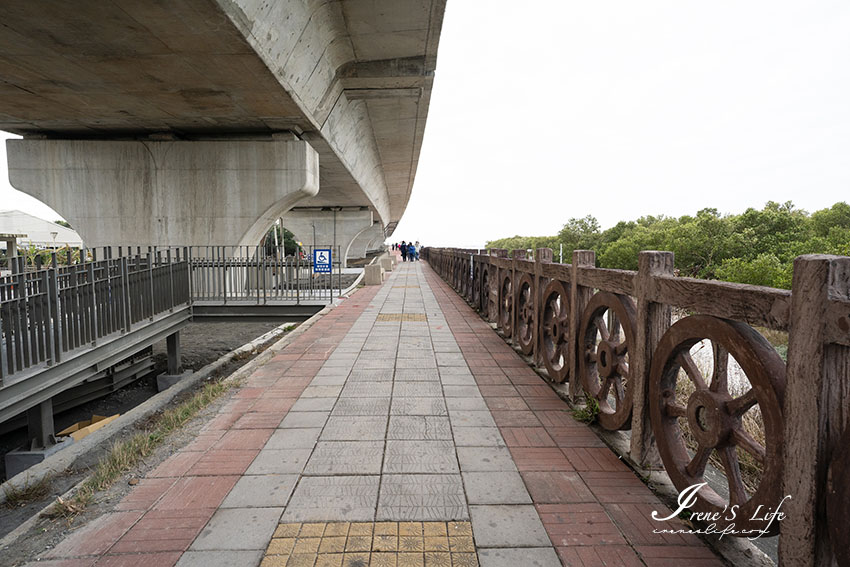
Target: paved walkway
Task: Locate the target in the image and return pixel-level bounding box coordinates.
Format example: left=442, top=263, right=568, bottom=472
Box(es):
left=34, top=260, right=726, bottom=567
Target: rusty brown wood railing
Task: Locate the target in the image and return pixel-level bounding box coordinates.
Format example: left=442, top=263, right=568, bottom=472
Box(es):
left=422, top=246, right=850, bottom=567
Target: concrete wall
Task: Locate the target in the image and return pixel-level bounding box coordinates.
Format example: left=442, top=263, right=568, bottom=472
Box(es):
left=283, top=208, right=373, bottom=268
left=7, top=139, right=319, bottom=247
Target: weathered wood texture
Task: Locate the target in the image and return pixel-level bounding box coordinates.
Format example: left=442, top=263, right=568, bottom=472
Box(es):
left=421, top=246, right=850, bottom=566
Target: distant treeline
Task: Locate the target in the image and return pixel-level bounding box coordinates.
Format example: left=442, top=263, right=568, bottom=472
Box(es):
left=485, top=201, right=850, bottom=289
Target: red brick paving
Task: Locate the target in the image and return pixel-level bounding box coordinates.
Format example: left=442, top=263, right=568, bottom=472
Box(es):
left=422, top=265, right=728, bottom=567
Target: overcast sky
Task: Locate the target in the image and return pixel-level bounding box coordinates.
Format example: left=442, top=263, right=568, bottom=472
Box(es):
left=3, top=1, right=850, bottom=249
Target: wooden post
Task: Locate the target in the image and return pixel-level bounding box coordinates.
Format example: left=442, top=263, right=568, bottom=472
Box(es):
left=779, top=255, right=850, bottom=567
left=534, top=248, right=553, bottom=367
left=569, top=250, right=595, bottom=401
left=630, top=251, right=674, bottom=467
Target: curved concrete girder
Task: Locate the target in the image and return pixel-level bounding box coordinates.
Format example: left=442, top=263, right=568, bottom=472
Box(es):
left=346, top=222, right=385, bottom=262
left=6, top=139, right=319, bottom=248
left=283, top=208, right=374, bottom=268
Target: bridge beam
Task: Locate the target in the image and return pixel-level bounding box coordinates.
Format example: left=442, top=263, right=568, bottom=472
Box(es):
left=6, top=139, right=319, bottom=248
left=284, top=208, right=374, bottom=268
left=347, top=222, right=385, bottom=262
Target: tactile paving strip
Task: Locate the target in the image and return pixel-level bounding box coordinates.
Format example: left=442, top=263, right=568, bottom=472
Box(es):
left=261, top=521, right=477, bottom=567
left=376, top=313, right=427, bottom=322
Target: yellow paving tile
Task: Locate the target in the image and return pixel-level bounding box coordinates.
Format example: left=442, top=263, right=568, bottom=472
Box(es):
left=324, top=523, right=351, bottom=537
left=451, top=553, right=479, bottom=567
left=371, top=552, right=398, bottom=567
left=398, top=536, right=424, bottom=552
left=301, top=523, right=327, bottom=537
left=345, top=535, right=372, bottom=552
left=424, top=537, right=448, bottom=552
left=286, top=554, right=317, bottom=567
left=275, top=524, right=302, bottom=538
left=448, top=537, right=474, bottom=553
left=423, top=523, right=447, bottom=537
left=315, top=554, right=343, bottom=567
left=399, top=522, right=423, bottom=536
left=425, top=552, right=451, bottom=567
left=261, top=556, right=290, bottom=567
left=267, top=538, right=296, bottom=555
left=343, top=552, right=371, bottom=567
left=398, top=553, right=425, bottom=567
left=374, top=522, right=399, bottom=536
left=293, top=538, right=321, bottom=554
left=447, top=523, right=472, bottom=537
left=373, top=534, right=398, bottom=552
left=319, top=537, right=346, bottom=554
left=349, top=523, right=375, bottom=537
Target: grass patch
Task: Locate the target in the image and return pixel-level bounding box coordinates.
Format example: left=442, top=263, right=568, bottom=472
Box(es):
left=572, top=396, right=600, bottom=424
left=49, top=379, right=237, bottom=518
left=2, top=474, right=52, bottom=509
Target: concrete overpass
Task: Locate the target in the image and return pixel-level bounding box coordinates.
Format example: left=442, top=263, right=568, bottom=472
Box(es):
left=0, top=0, right=446, bottom=263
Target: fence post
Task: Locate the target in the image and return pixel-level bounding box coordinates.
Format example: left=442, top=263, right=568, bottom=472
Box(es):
left=534, top=248, right=553, bottom=368
left=629, top=250, right=673, bottom=467
left=121, top=256, right=131, bottom=332
left=49, top=252, right=62, bottom=362
left=779, top=254, right=850, bottom=567
left=569, top=250, right=595, bottom=401
left=147, top=250, right=154, bottom=321
left=87, top=261, right=97, bottom=345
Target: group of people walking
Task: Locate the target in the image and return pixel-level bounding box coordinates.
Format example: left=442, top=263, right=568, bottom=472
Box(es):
left=393, top=240, right=420, bottom=261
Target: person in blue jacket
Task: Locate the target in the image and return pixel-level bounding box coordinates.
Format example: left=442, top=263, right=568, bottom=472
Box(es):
left=408, top=242, right=416, bottom=261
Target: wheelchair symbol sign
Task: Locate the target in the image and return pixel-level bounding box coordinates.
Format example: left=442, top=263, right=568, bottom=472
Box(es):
left=313, top=249, right=332, bottom=273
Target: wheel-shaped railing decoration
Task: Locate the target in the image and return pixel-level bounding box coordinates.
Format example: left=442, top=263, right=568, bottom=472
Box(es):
left=499, top=273, right=513, bottom=337
left=828, top=426, right=850, bottom=567
left=515, top=274, right=535, bottom=354
left=540, top=279, right=570, bottom=383
left=472, top=264, right=481, bottom=307
left=462, top=259, right=471, bottom=298
left=578, top=292, right=637, bottom=430
left=481, top=268, right=490, bottom=315
left=648, top=315, right=786, bottom=535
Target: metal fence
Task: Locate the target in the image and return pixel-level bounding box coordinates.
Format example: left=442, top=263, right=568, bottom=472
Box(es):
left=0, top=248, right=190, bottom=384
left=424, top=246, right=850, bottom=567
left=188, top=245, right=344, bottom=304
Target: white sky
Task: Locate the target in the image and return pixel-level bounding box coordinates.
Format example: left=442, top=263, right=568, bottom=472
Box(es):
left=3, top=1, right=850, bottom=249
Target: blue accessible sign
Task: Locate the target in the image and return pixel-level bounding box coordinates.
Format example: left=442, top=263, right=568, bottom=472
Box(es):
left=313, top=248, right=332, bottom=273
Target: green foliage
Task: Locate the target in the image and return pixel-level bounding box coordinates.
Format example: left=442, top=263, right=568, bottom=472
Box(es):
left=486, top=201, right=850, bottom=289
left=572, top=396, right=600, bottom=424
left=54, top=219, right=72, bottom=228
left=263, top=225, right=300, bottom=256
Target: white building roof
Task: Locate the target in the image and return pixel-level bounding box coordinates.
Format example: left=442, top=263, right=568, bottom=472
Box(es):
left=0, top=210, right=83, bottom=249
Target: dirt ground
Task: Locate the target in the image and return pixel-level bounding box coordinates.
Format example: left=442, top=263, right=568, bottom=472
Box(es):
left=0, top=320, right=290, bottom=556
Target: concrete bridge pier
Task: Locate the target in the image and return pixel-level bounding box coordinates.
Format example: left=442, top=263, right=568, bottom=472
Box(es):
left=347, top=221, right=385, bottom=263
left=6, top=138, right=320, bottom=248
left=283, top=208, right=375, bottom=268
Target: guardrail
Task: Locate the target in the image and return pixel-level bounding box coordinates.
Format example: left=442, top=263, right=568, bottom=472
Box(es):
left=1, top=248, right=190, bottom=385
left=423, top=246, right=850, bottom=567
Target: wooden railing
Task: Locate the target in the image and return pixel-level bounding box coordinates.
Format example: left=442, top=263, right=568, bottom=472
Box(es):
left=0, top=249, right=190, bottom=384
left=423, top=246, right=850, bottom=567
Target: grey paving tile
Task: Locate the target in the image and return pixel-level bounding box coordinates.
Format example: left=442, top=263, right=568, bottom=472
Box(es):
left=320, top=416, right=387, bottom=441
left=463, top=472, right=531, bottom=504
left=348, top=369, right=394, bottom=382
left=190, top=507, right=283, bottom=550
left=457, top=447, right=518, bottom=472
left=341, top=381, right=393, bottom=397
left=246, top=449, right=312, bottom=474
left=477, top=548, right=561, bottom=567
left=437, top=353, right=468, bottom=366
left=316, top=366, right=351, bottom=377
left=177, top=551, right=265, bottom=567
left=384, top=440, right=459, bottom=474
left=438, top=366, right=473, bottom=376
left=449, top=410, right=496, bottom=427
left=453, top=427, right=506, bottom=447
left=394, top=369, right=441, bottom=381
left=440, top=373, right=477, bottom=386
left=393, top=382, right=444, bottom=397
left=445, top=397, right=489, bottom=411
left=279, top=411, right=329, bottom=428
left=391, top=397, right=447, bottom=416
left=331, top=397, right=391, bottom=416
left=282, top=475, right=379, bottom=522
left=308, top=374, right=348, bottom=386
left=290, top=397, right=336, bottom=412
left=469, top=505, right=551, bottom=548
left=377, top=474, right=468, bottom=521
left=387, top=416, right=452, bottom=440
left=443, top=386, right=483, bottom=398
left=266, top=428, right=321, bottom=449
left=303, top=441, right=384, bottom=475
left=396, top=357, right=436, bottom=369
left=221, top=474, right=299, bottom=508
left=301, top=385, right=343, bottom=398
left=354, top=358, right=396, bottom=369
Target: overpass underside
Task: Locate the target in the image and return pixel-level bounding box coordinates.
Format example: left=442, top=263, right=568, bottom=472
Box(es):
left=0, top=0, right=447, bottom=262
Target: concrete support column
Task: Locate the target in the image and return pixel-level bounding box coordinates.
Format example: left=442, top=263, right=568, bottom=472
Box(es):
left=283, top=208, right=374, bottom=268
left=347, top=222, right=384, bottom=262
left=6, top=139, right=319, bottom=248
left=26, top=399, right=54, bottom=449
left=166, top=332, right=182, bottom=375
